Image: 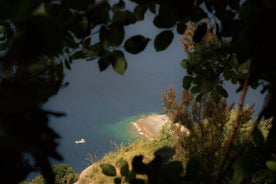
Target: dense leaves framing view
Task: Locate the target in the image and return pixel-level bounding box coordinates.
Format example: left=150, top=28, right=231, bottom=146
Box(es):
left=0, top=0, right=276, bottom=183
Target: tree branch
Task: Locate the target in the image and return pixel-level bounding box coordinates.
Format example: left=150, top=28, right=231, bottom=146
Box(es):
left=221, top=91, right=272, bottom=174
left=214, top=61, right=251, bottom=184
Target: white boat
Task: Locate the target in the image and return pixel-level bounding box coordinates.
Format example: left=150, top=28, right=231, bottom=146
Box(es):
left=75, top=138, right=85, bottom=144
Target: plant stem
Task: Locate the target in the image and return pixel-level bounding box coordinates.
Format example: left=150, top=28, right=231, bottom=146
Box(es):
left=214, top=61, right=251, bottom=184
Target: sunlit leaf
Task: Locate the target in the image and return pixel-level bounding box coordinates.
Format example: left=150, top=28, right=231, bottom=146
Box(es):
left=266, top=160, right=276, bottom=171
left=100, top=163, right=117, bottom=176
left=124, top=35, right=150, bottom=54
left=112, top=50, right=127, bottom=75
left=154, top=30, right=173, bottom=51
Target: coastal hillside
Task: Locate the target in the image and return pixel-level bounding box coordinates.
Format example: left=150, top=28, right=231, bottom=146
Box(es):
left=76, top=114, right=173, bottom=184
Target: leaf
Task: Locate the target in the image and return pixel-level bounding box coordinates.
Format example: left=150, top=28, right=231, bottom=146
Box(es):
left=99, top=26, right=110, bottom=49
left=183, top=76, right=193, bottom=90
left=154, top=30, right=173, bottom=51
left=191, top=86, right=201, bottom=94
left=124, top=35, right=150, bottom=54
left=177, top=21, right=187, bottom=34
left=98, top=52, right=112, bottom=71
left=134, top=4, right=148, bottom=21
left=113, top=10, right=136, bottom=25
left=71, top=50, right=85, bottom=60
left=193, top=22, right=207, bottom=43
left=185, top=157, right=201, bottom=182
left=120, top=160, right=130, bottom=177
left=188, top=7, right=207, bottom=22
left=266, top=160, right=276, bottom=171
left=112, top=0, right=125, bottom=11
left=100, top=163, right=117, bottom=176
left=109, top=24, right=125, bottom=46
left=153, top=6, right=177, bottom=28
left=252, top=128, right=265, bottom=145
left=216, top=85, right=228, bottom=97
left=112, top=50, right=127, bottom=75
left=195, top=93, right=204, bottom=102
left=64, top=59, right=71, bottom=70
left=85, top=43, right=104, bottom=59
left=114, top=177, right=122, bottom=184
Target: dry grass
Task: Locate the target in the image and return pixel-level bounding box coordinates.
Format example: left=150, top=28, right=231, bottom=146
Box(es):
left=76, top=139, right=159, bottom=184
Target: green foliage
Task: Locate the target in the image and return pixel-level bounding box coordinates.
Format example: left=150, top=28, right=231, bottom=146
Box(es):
left=1, top=0, right=276, bottom=183
left=28, top=164, right=77, bottom=184
left=161, top=85, right=273, bottom=183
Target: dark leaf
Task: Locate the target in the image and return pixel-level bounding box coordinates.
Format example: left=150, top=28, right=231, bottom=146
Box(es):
left=134, top=4, right=148, bottom=21
left=191, top=86, right=201, bottom=94
left=113, top=10, right=137, bottom=25
left=112, top=0, right=125, bottom=11
left=124, top=35, right=150, bottom=54
left=109, top=24, right=125, bottom=46
left=193, top=22, right=207, bottom=43
left=130, top=0, right=150, bottom=4
left=98, top=52, right=112, bottom=71
left=64, top=59, right=71, bottom=70
left=188, top=7, right=207, bottom=22
left=154, top=30, right=173, bottom=51
left=252, top=128, right=265, bottom=145
left=132, top=155, right=147, bottom=174
left=160, top=161, right=184, bottom=183
left=85, top=43, right=104, bottom=59
left=100, top=163, right=117, bottom=176
left=185, top=157, right=201, bottom=182
left=153, top=13, right=176, bottom=28
left=99, top=25, right=110, bottom=49
left=114, top=177, right=122, bottom=184
left=130, top=179, right=145, bottom=184
left=0, top=0, right=40, bottom=20
left=120, top=160, right=130, bottom=177
left=216, top=85, right=228, bottom=97
left=71, top=50, right=85, bottom=60
left=195, top=93, right=204, bottom=102
left=177, top=21, right=187, bottom=34
left=82, top=37, right=91, bottom=48
left=89, top=2, right=111, bottom=25
left=183, top=76, right=193, bottom=90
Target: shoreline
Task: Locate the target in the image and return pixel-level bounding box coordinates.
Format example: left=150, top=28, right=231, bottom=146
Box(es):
left=130, top=114, right=171, bottom=139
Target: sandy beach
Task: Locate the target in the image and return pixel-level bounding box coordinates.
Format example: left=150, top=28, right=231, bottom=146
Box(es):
left=131, top=114, right=171, bottom=139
